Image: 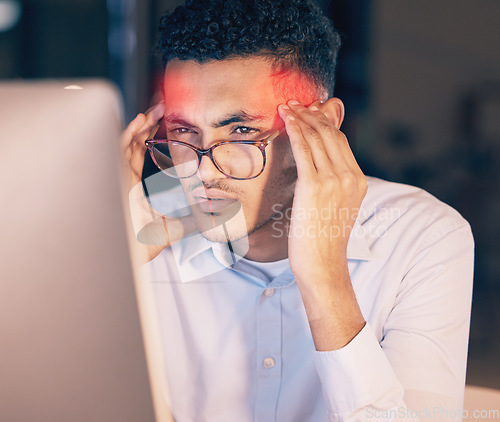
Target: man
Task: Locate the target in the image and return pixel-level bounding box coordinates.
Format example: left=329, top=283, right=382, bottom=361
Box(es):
left=122, top=0, right=474, bottom=420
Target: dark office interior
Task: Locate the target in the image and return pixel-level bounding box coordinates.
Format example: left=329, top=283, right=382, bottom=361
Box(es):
left=1, top=0, right=498, bottom=406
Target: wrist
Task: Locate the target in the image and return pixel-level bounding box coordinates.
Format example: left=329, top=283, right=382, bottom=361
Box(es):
left=294, top=264, right=366, bottom=351
left=310, top=318, right=366, bottom=351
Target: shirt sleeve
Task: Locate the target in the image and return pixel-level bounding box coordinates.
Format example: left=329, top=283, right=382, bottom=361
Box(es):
left=313, top=219, right=474, bottom=422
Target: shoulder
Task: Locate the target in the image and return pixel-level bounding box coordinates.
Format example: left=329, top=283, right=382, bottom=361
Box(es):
left=364, top=176, right=469, bottom=226
left=365, top=177, right=460, bottom=216
left=361, top=177, right=473, bottom=248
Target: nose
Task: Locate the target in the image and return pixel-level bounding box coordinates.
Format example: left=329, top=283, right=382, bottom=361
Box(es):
left=197, top=154, right=223, bottom=182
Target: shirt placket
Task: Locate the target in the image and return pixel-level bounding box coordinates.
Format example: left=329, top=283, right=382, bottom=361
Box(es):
left=254, top=286, right=283, bottom=422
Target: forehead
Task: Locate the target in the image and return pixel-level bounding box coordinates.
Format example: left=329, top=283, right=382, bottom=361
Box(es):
left=162, top=58, right=281, bottom=121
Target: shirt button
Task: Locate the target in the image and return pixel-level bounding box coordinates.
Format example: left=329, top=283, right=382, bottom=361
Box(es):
left=263, top=288, right=275, bottom=297
left=263, top=357, right=275, bottom=369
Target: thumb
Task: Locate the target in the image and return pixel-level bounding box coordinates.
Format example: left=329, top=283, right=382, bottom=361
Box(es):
left=136, top=214, right=196, bottom=246
left=136, top=217, right=170, bottom=246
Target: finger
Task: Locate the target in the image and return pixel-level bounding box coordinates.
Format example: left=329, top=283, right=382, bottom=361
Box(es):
left=136, top=214, right=195, bottom=247
left=285, top=100, right=339, bottom=174
left=278, top=104, right=317, bottom=179
left=289, top=101, right=365, bottom=182
left=287, top=101, right=367, bottom=204
left=122, top=102, right=165, bottom=150
left=121, top=105, right=164, bottom=187
left=121, top=113, right=146, bottom=150
left=136, top=218, right=169, bottom=246
left=334, top=130, right=366, bottom=182
left=135, top=103, right=165, bottom=145
left=144, top=101, right=165, bottom=128
left=149, top=91, right=164, bottom=110
left=122, top=118, right=150, bottom=169
left=286, top=101, right=351, bottom=172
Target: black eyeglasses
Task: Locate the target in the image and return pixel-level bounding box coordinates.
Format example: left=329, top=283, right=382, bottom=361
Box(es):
left=145, top=130, right=282, bottom=180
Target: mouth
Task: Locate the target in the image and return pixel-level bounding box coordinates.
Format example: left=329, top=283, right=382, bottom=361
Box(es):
left=191, top=188, right=238, bottom=213
left=193, top=197, right=238, bottom=213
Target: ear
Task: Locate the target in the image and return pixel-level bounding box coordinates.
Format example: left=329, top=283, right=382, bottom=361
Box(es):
left=316, top=97, right=345, bottom=129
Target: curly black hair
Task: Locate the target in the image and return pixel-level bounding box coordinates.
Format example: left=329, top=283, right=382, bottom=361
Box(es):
left=157, top=0, right=341, bottom=97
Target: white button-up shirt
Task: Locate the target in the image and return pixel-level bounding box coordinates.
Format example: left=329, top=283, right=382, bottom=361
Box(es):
left=139, top=176, right=474, bottom=422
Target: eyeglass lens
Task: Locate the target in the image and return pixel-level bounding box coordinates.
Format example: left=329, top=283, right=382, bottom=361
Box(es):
left=151, top=143, right=264, bottom=179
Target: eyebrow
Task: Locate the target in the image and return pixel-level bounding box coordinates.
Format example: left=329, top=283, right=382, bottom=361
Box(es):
left=212, top=111, right=269, bottom=128
left=164, top=110, right=271, bottom=129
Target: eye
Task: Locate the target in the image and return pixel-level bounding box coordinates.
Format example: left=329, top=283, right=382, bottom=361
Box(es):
left=168, top=127, right=196, bottom=134
left=233, top=126, right=259, bottom=135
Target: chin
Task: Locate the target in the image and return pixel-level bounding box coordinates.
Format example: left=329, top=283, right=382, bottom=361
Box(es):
left=199, top=225, right=247, bottom=243
left=192, top=205, right=251, bottom=244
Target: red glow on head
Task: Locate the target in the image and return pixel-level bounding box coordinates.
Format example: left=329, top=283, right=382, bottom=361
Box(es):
left=162, top=68, right=195, bottom=109
left=270, top=67, right=321, bottom=105
left=159, top=58, right=322, bottom=132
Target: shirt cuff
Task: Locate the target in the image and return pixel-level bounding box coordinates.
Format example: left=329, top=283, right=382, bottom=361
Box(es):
left=313, top=323, right=404, bottom=415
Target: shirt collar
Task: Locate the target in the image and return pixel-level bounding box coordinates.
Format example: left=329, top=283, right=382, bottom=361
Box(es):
left=346, top=216, right=372, bottom=261
left=347, top=205, right=371, bottom=261
left=176, top=224, right=372, bottom=271
left=176, top=201, right=374, bottom=268
left=177, top=232, right=213, bottom=265
left=176, top=231, right=246, bottom=266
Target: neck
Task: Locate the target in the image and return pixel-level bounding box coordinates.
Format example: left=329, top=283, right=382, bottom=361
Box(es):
left=230, top=202, right=292, bottom=262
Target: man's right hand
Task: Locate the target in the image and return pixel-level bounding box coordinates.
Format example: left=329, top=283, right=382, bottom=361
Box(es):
left=121, top=102, right=165, bottom=193
left=121, top=102, right=196, bottom=263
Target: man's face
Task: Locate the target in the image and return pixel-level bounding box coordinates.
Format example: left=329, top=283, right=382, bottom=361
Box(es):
left=162, top=57, right=306, bottom=245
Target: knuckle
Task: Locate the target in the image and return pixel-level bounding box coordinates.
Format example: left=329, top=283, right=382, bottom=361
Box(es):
left=294, top=106, right=308, bottom=115
left=303, top=127, right=321, bottom=142
left=358, top=174, right=368, bottom=194
left=124, top=113, right=146, bottom=136
left=308, top=181, right=322, bottom=195
left=296, top=143, right=311, bottom=155
left=132, top=141, right=146, bottom=152
left=324, top=174, right=341, bottom=189
left=338, top=132, right=349, bottom=145
left=135, top=113, right=147, bottom=125
left=318, top=121, right=334, bottom=135
left=340, top=172, right=356, bottom=188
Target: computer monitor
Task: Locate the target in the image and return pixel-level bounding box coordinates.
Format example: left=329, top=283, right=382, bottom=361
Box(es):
left=0, top=80, right=165, bottom=422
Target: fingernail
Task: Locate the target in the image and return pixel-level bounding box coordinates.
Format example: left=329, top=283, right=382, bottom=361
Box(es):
left=280, top=104, right=290, bottom=110
left=288, top=100, right=300, bottom=106
left=309, top=106, right=319, bottom=111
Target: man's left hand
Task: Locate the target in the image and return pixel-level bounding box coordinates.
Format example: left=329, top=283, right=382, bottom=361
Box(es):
left=278, top=99, right=367, bottom=351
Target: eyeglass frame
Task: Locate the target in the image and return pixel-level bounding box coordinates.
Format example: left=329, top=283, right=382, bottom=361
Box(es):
left=144, top=129, right=283, bottom=181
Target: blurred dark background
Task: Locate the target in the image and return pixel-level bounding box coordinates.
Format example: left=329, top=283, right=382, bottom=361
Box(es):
left=1, top=0, right=498, bottom=388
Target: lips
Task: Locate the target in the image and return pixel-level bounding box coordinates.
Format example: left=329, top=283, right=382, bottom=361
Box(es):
left=193, top=197, right=237, bottom=213
left=191, top=188, right=237, bottom=213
